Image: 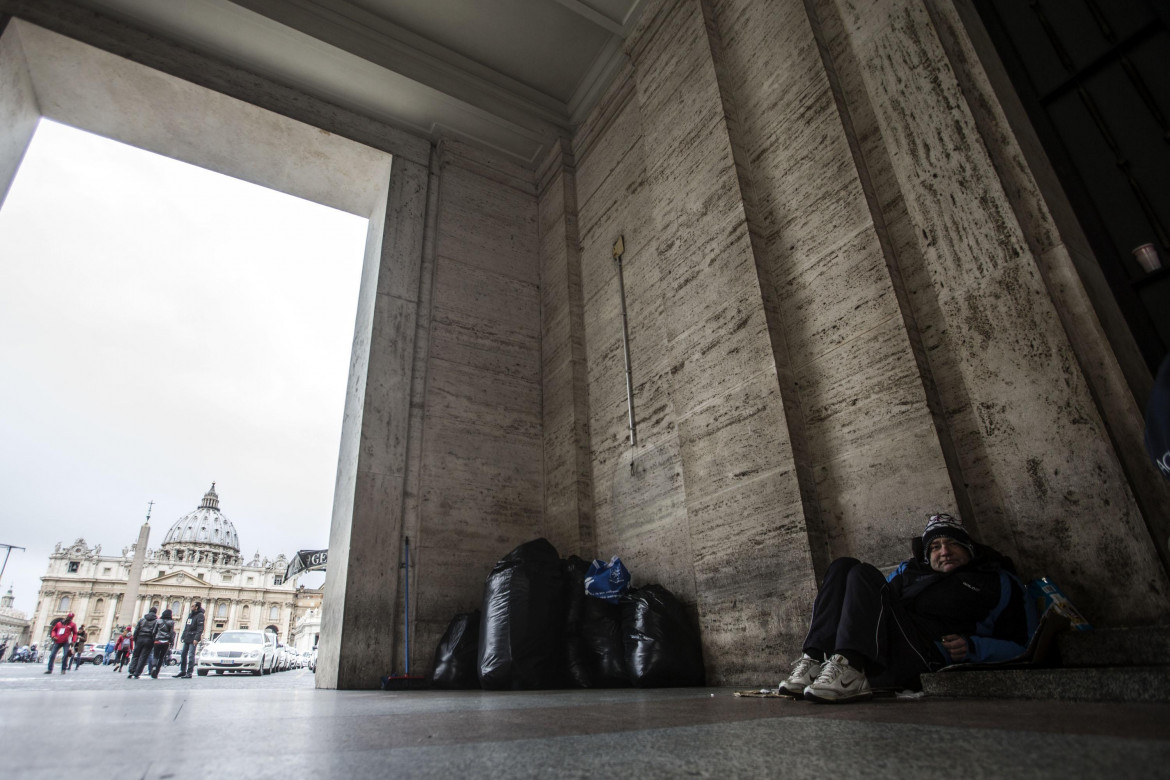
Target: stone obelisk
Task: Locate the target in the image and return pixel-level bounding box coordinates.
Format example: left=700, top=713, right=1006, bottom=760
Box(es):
left=114, top=502, right=152, bottom=629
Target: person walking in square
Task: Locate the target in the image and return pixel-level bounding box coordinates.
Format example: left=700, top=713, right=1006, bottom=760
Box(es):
left=174, top=602, right=204, bottom=678
left=149, top=609, right=175, bottom=679
left=113, top=628, right=133, bottom=672
left=69, top=626, right=88, bottom=670
left=127, top=607, right=158, bottom=679
left=44, top=613, right=77, bottom=674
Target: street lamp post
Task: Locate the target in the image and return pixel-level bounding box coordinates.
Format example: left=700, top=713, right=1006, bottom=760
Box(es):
left=0, top=543, right=26, bottom=583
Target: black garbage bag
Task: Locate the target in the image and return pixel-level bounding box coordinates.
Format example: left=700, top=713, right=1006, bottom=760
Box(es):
left=621, top=585, right=705, bottom=688
left=430, top=610, right=482, bottom=689
left=582, top=596, right=629, bottom=687
left=563, top=556, right=592, bottom=688
left=478, top=538, right=565, bottom=689
left=563, top=556, right=629, bottom=688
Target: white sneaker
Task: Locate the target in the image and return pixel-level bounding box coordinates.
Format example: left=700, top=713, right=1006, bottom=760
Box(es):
left=803, top=654, right=872, bottom=703
left=779, top=653, right=822, bottom=696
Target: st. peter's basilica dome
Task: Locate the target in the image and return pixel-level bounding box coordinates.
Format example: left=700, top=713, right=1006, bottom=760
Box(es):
left=161, top=483, right=240, bottom=553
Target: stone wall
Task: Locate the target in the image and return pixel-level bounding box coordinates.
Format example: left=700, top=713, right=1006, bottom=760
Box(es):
left=404, top=141, right=546, bottom=671
left=538, top=141, right=595, bottom=559
left=709, top=0, right=961, bottom=563
left=554, top=0, right=828, bottom=683
left=540, top=0, right=1170, bottom=684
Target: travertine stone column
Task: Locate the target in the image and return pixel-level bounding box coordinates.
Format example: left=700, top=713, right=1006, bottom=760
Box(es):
left=934, top=0, right=1170, bottom=576
left=99, top=596, right=117, bottom=638
left=318, top=154, right=432, bottom=689
left=0, top=18, right=38, bottom=209
left=706, top=0, right=963, bottom=566
left=575, top=67, right=699, bottom=608
left=537, top=140, right=596, bottom=558
left=30, top=594, right=49, bottom=644
left=398, top=152, right=440, bottom=676
left=819, top=0, right=1170, bottom=620
left=406, top=140, right=544, bottom=676
left=624, top=0, right=821, bottom=680
left=74, top=592, right=91, bottom=633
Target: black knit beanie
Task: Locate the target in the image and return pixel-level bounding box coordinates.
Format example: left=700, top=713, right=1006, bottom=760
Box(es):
left=921, top=513, right=975, bottom=563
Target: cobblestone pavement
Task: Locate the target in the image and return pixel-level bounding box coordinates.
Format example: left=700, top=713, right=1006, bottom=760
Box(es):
left=0, top=658, right=316, bottom=690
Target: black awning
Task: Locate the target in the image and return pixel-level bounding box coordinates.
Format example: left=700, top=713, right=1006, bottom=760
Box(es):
left=286, top=549, right=327, bottom=580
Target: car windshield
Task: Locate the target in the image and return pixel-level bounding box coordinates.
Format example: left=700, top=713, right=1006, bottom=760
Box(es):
left=215, top=632, right=264, bottom=644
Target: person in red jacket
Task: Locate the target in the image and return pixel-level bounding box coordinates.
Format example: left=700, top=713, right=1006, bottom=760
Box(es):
left=113, top=628, right=134, bottom=672
left=45, top=613, right=77, bottom=674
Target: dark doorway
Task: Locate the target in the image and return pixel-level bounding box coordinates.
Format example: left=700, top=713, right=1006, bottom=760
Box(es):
left=974, top=0, right=1170, bottom=372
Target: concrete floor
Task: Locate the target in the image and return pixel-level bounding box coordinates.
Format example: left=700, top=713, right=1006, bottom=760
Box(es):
left=3, top=664, right=1169, bottom=778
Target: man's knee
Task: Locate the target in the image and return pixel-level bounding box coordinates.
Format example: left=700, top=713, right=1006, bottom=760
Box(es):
left=845, top=561, right=886, bottom=589
left=823, top=557, right=861, bottom=584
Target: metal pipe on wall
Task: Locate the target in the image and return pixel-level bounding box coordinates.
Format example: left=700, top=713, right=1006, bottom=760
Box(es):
left=613, top=236, right=637, bottom=447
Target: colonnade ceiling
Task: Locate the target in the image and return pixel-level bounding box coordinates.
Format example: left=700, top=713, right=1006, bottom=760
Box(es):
left=70, top=0, right=648, bottom=165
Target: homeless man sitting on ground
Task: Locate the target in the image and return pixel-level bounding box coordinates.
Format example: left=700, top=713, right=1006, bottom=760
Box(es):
left=781, top=513, right=1035, bottom=703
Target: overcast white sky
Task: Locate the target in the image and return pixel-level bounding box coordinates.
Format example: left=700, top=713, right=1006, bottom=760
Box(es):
left=0, top=119, right=369, bottom=614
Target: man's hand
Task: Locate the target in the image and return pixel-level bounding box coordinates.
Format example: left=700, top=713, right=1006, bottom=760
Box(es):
left=941, top=634, right=969, bottom=662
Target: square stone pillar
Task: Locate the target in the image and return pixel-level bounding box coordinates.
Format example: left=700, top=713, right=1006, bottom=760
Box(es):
left=817, top=0, right=1170, bottom=620
left=537, top=140, right=595, bottom=558
left=316, top=154, right=431, bottom=689
left=0, top=18, right=39, bottom=209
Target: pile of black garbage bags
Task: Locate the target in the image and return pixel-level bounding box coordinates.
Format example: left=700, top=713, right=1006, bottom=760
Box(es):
left=430, top=538, right=705, bottom=690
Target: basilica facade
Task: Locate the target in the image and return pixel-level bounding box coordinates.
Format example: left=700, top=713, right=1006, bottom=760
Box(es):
left=0, top=587, right=31, bottom=648
left=29, top=485, right=322, bottom=647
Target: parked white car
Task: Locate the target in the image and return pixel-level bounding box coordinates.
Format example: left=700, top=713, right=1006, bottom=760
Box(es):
left=196, top=630, right=276, bottom=676
left=280, top=645, right=296, bottom=670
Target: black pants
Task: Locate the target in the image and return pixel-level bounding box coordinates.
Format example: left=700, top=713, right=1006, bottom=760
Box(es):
left=803, top=557, right=940, bottom=690
left=128, top=641, right=153, bottom=677
left=150, top=643, right=170, bottom=677
left=114, top=649, right=129, bottom=670
left=46, top=642, right=69, bottom=672
left=179, top=641, right=197, bottom=676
